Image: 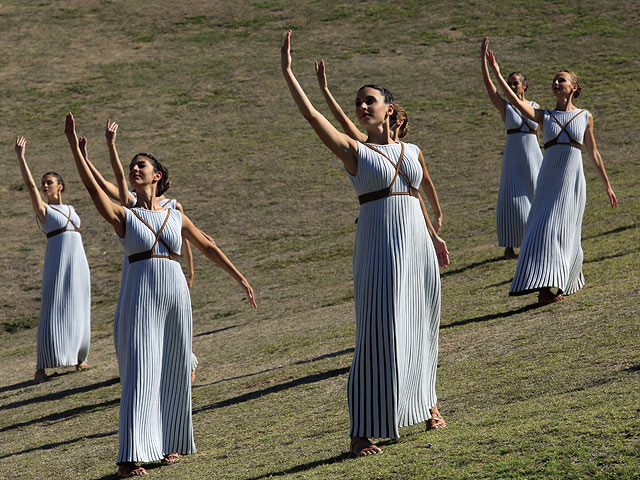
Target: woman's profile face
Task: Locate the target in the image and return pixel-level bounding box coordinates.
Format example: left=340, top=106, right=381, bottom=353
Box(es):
left=129, top=157, right=157, bottom=186
left=355, top=87, right=391, bottom=126
left=551, top=72, right=576, bottom=98
left=41, top=176, right=62, bottom=198
left=507, top=74, right=526, bottom=96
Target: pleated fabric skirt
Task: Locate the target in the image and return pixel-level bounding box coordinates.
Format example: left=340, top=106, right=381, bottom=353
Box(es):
left=349, top=195, right=441, bottom=439
left=510, top=145, right=586, bottom=295
left=37, top=231, right=91, bottom=369
left=497, top=133, right=543, bottom=247
left=116, top=257, right=195, bottom=463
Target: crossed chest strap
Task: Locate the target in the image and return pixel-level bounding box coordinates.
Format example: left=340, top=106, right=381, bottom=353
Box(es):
left=358, top=143, right=419, bottom=205
left=45, top=206, right=81, bottom=239
left=506, top=105, right=538, bottom=136
left=543, top=110, right=585, bottom=150
left=127, top=208, right=181, bottom=264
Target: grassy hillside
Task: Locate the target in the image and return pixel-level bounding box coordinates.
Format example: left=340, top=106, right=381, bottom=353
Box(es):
left=0, top=1, right=638, bottom=478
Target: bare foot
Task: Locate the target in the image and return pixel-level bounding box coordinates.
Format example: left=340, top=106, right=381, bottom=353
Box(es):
left=118, top=463, right=147, bottom=478
left=162, top=453, right=180, bottom=465
left=538, top=288, right=564, bottom=306
left=76, top=361, right=88, bottom=371
left=350, top=437, right=382, bottom=457
left=34, top=369, right=48, bottom=384
left=427, top=404, right=447, bottom=430
left=504, top=247, right=518, bottom=259
left=191, top=370, right=195, bottom=383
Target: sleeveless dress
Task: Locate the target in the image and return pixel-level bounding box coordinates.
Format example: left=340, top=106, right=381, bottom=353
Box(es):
left=347, top=141, right=441, bottom=439
left=115, top=207, right=195, bottom=463
left=497, top=101, right=543, bottom=247
left=37, top=205, right=91, bottom=369
left=510, top=109, right=589, bottom=296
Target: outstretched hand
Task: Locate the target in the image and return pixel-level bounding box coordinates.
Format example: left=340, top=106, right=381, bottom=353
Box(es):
left=105, top=118, right=118, bottom=145
left=481, top=36, right=489, bottom=55
left=14, top=136, right=26, bottom=158
left=486, top=49, right=500, bottom=75
left=432, top=234, right=450, bottom=268
left=281, top=29, right=292, bottom=72
left=607, top=187, right=618, bottom=209
left=244, top=283, right=257, bottom=309
left=79, top=137, right=88, bottom=157
left=64, top=112, right=77, bottom=140
left=315, top=59, right=327, bottom=89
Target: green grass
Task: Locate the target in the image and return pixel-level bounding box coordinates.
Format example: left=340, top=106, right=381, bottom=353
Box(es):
left=0, top=0, right=639, bottom=479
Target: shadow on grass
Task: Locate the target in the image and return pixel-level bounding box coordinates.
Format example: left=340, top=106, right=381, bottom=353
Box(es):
left=0, top=398, right=119, bottom=433
left=482, top=278, right=512, bottom=289
left=194, top=366, right=350, bottom=414
left=441, top=255, right=504, bottom=278
left=583, top=224, right=637, bottom=240
left=91, top=462, right=165, bottom=480
left=194, top=348, right=354, bottom=389
left=194, top=324, right=242, bottom=338
left=0, top=369, right=78, bottom=396
left=1, top=377, right=120, bottom=411
left=242, top=440, right=395, bottom=480
left=0, top=430, right=117, bottom=460
left=441, top=303, right=539, bottom=329
left=584, top=247, right=638, bottom=264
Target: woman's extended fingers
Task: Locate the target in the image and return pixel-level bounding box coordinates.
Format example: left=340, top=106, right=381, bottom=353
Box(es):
left=315, top=58, right=327, bottom=88
left=64, top=112, right=76, bottom=136
left=79, top=136, right=88, bottom=154
left=245, top=285, right=257, bottom=309
left=281, top=29, right=292, bottom=70
left=608, top=188, right=618, bottom=208
left=14, top=136, right=26, bottom=155
left=481, top=36, right=489, bottom=53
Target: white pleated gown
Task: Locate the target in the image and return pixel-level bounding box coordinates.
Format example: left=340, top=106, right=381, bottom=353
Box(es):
left=497, top=102, right=543, bottom=247
left=510, top=109, right=589, bottom=296
left=37, top=205, right=90, bottom=369
left=116, top=207, right=195, bottom=463
left=348, top=141, right=441, bottom=439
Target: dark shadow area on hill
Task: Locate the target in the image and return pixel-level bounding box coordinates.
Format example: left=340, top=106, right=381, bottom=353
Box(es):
left=0, top=377, right=120, bottom=411
left=584, top=248, right=637, bottom=264
left=194, top=366, right=350, bottom=414
left=0, top=369, right=78, bottom=396
left=194, top=324, right=241, bottom=338
left=0, top=430, right=117, bottom=460
left=583, top=224, right=636, bottom=240
left=441, top=303, right=538, bottom=330
left=482, top=278, right=512, bottom=289
left=242, top=440, right=395, bottom=480
left=623, top=364, right=640, bottom=373
left=441, top=256, right=504, bottom=278
left=194, top=348, right=354, bottom=389
left=0, top=398, right=119, bottom=433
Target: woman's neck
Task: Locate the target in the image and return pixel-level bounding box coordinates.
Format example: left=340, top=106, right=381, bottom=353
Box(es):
left=365, top=123, right=396, bottom=145
left=133, top=187, right=162, bottom=210
left=554, top=96, right=576, bottom=112
left=47, top=196, right=63, bottom=205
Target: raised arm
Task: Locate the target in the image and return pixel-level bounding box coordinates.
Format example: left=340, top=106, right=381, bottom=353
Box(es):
left=281, top=30, right=358, bottom=174
left=176, top=202, right=195, bottom=288
left=583, top=113, right=617, bottom=209
left=78, top=136, right=121, bottom=203
left=105, top=119, right=134, bottom=207
left=315, top=59, right=368, bottom=142
left=182, top=214, right=257, bottom=308
left=418, top=150, right=443, bottom=233
left=64, top=113, right=126, bottom=236
left=14, top=137, right=47, bottom=222
left=486, top=49, right=543, bottom=124
left=480, top=37, right=507, bottom=119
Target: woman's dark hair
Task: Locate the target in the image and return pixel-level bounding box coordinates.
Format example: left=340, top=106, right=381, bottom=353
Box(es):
left=358, top=84, right=394, bottom=104
left=42, top=172, right=65, bottom=192
left=508, top=72, right=528, bottom=92
left=131, top=153, right=171, bottom=196
left=390, top=104, right=410, bottom=138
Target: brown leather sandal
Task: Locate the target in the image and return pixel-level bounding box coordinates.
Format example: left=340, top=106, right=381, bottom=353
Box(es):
left=161, top=453, right=180, bottom=465
left=117, top=463, right=147, bottom=478
left=350, top=437, right=383, bottom=457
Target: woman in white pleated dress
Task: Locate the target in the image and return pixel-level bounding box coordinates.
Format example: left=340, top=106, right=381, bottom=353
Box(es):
left=481, top=37, right=543, bottom=259
left=314, top=58, right=447, bottom=430
left=14, top=136, right=91, bottom=385
left=64, top=113, right=256, bottom=479
left=281, top=31, right=450, bottom=457
left=485, top=42, right=617, bottom=305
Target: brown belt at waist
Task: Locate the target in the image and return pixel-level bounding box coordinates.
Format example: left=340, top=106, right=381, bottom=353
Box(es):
left=359, top=186, right=420, bottom=205
left=128, top=250, right=181, bottom=264
left=543, top=139, right=582, bottom=150
left=46, top=227, right=80, bottom=239
left=507, top=128, right=538, bottom=135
